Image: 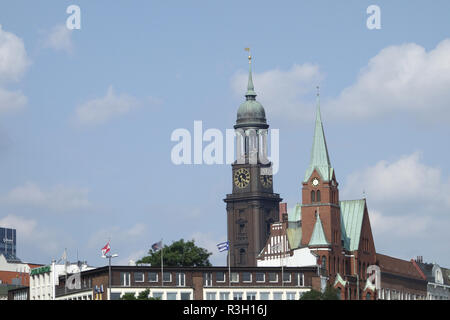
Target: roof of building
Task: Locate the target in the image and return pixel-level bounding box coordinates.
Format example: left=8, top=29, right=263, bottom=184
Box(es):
left=376, top=253, right=424, bottom=280
left=340, top=199, right=366, bottom=251
left=236, top=57, right=267, bottom=128
left=287, top=203, right=302, bottom=222
left=303, top=95, right=333, bottom=183
left=308, top=212, right=330, bottom=247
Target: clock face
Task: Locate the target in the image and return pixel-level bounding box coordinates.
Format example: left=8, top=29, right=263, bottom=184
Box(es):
left=234, top=168, right=250, bottom=188
left=312, top=178, right=319, bottom=186
left=260, top=174, right=273, bottom=188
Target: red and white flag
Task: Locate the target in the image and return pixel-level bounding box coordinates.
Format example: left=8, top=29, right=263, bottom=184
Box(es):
left=101, top=241, right=110, bottom=257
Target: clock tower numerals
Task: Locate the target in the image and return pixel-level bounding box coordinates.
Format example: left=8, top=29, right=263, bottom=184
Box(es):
left=234, top=168, right=250, bottom=188
left=260, top=174, right=273, bottom=188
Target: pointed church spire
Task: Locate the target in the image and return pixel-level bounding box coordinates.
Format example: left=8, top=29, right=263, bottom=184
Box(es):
left=308, top=209, right=330, bottom=246
left=303, top=86, right=333, bottom=182
left=245, top=51, right=257, bottom=100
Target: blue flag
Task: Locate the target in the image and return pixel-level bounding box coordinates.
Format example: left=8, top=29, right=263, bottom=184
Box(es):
left=217, top=241, right=229, bottom=252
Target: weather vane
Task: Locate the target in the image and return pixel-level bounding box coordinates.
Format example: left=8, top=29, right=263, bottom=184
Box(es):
left=245, top=47, right=251, bottom=63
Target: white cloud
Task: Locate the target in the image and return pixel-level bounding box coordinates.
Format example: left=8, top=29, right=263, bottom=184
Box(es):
left=190, top=231, right=227, bottom=266
left=87, top=223, right=148, bottom=250
left=0, top=25, right=30, bottom=114
left=74, top=86, right=141, bottom=126
left=342, top=152, right=450, bottom=208
left=341, top=152, right=450, bottom=263
left=0, top=214, right=61, bottom=256
left=231, top=63, right=323, bottom=123
left=2, top=181, right=91, bottom=212
left=0, top=86, right=27, bottom=114
left=0, top=25, right=30, bottom=83
left=44, top=24, right=73, bottom=54
left=327, top=39, right=450, bottom=122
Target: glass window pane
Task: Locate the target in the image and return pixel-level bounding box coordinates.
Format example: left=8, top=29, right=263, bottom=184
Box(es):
left=242, top=272, right=252, bottom=282
left=286, top=292, right=296, bottom=300
left=219, top=292, right=230, bottom=300
left=259, top=292, right=270, bottom=300
left=167, top=292, right=177, bottom=300
left=134, top=272, right=144, bottom=282
left=148, top=272, right=158, bottom=282
left=216, top=272, right=225, bottom=282
left=206, top=292, right=216, bottom=300
left=176, top=272, right=185, bottom=286
left=256, top=272, right=265, bottom=282
left=163, top=272, right=171, bottom=282
left=283, top=272, right=291, bottom=283
left=247, top=292, right=256, bottom=300
left=152, top=292, right=163, bottom=300
left=268, top=272, right=278, bottom=282
left=231, top=272, right=239, bottom=283
left=233, top=292, right=243, bottom=300
left=273, top=292, right=283, bottom=300
left=180, top=292, right=191, bottom=300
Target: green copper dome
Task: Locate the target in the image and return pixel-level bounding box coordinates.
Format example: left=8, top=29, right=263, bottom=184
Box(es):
left=235, top=57, right=268, bottom=129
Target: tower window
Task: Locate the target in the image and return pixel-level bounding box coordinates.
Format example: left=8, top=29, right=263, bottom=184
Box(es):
left=311, top=191, right=315, bottom=202
left=239, top=249, right=246, bottom=265
left=316, top=190, right=321, bottom=202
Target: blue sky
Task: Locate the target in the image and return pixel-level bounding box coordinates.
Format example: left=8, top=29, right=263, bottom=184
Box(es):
left=0, top=0, right=449, bottom=267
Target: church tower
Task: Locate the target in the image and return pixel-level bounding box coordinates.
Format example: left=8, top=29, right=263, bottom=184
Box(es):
left=224, top=54, right=282, bottom=267
left=301, top=90, right=342, bottom=275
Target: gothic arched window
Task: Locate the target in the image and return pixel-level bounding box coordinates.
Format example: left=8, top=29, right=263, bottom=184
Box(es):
left=311, top=190, right=315, bottom=202
left=239, top=248, right=246, bottom=265
left=317, top=190, right=321, bottom=202
left=322, top=256, right=326, bottom=271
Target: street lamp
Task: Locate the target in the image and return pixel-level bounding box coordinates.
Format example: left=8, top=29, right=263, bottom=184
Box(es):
left=102, top=253, right=118, bottom=300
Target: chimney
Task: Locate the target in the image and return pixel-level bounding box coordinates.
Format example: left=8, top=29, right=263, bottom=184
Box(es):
left=279, top=203, right=288, bottom=222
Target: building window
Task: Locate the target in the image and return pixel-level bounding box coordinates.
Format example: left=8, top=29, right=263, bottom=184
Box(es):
left=256, top=272, right=265, bottom=283
left=283, top=272, right=291, bottom=283
left=120, top=272, right=131, bottom=287
left=216, top=272, right=226, bottom=283
left=152, top=292, right=163, bottom=300
left=134, top=272, right=144, bottom=282
left=239, top=224, right=245, bottom=233
left=148, top=272, right=158, bottom=282
left=176, top=272, right=185, bottom=287
left=366, top=292, right=371, bottom=300
left=167, top=292, right=177, bottom=300
left=317, top=190, right=321, bottom=202
left=219, top=292, right=230, bottom=300
left=296, top=273, right=305, bottom=286
left=180, top=292, right=191, bottom=300
left=206, top=292, right=217, bottom=300
left=311, top=191, right=316, bottom=202
left=110, top=293, right=121, bottom=300
left=242, top=272, right=252, bottom=283
left=268, top=272, right=278, bottom=283
left=286, top=292, right=296, bottom=300
left=273, top=292, right=283, bottom=300
left=231, top=272, right=239, bottom=283
left=321, top=256, right=327, bottom=272
left=163, top=272, right=172, bottom=283
left=337, top=287, right=341, bottom=300
left=259, top=292, right=270, bottom=300
left=233, top=292, right=243, bottom=300
left=239, top=248, right=246, bottom=265
left=247, top=292, right=257, bottom=300
left=204, top=273, right=212, bottom=287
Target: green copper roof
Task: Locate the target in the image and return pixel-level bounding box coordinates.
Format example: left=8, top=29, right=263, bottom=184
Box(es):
left=287, top=203, right=302, bottom=222
left=303, top=95, right=333, bottom=182
left=308, top=212, right=330, bottom=246
left=236, top=58, right=267, bottom=128
left=286, top=223, right=302, bottom=250
left=340, top=199, right=366, bottom=251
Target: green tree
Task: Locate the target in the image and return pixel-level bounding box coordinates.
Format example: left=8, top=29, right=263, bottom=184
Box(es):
left=299, top=286, right=340, bottom=300
left=299, top=289, right=323, bottom=300
left=137, top=239, right=212, bottom=267
left=121, top=293, right=137, bottom=300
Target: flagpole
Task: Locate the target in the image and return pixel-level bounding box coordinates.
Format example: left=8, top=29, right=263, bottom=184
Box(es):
left=228, top=243, right=231, bottom=287
left=161, top=239, right=164, bottom=288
